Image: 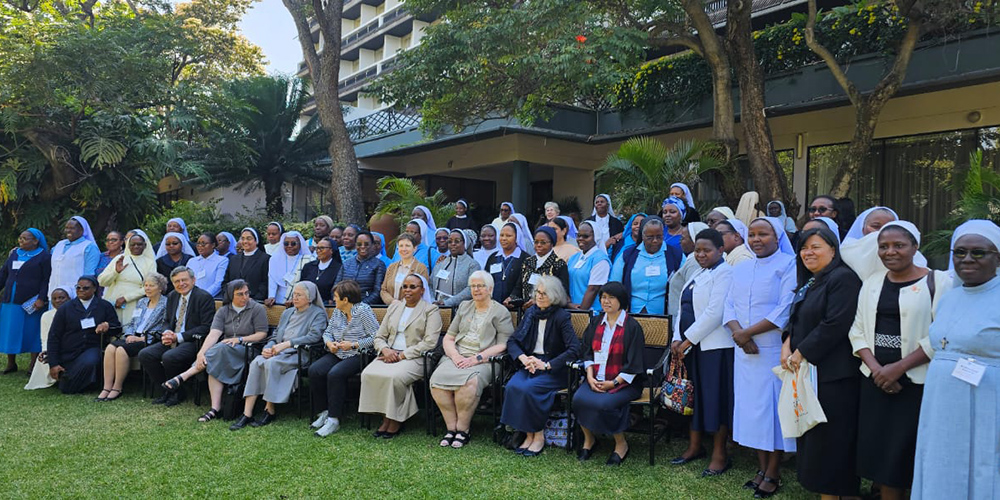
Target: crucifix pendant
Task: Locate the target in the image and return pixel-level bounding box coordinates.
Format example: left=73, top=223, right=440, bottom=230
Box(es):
left=940, top=337, right=949, bottom=350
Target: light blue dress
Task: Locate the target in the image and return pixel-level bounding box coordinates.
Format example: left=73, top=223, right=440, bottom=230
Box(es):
left=567, top=246, right=610, bottom=312
left=609, top=246, right=671, bottom=315
left=912, top=276, right=1000, bottom=499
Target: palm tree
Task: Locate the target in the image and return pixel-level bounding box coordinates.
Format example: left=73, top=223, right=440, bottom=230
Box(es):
left=596, top=137, right=724, bottom=215
left=923, top=150, right=1000, bottom=256
left=196, top=76, right=330, bottom=216
left=374, top=176, right=455, bottom=230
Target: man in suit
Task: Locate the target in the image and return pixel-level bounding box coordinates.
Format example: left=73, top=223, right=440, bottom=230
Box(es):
left=138, top=266, right=216, bottom=406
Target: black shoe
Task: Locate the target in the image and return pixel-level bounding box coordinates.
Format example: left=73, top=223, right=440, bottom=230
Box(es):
left=744, top=470, right=765, bottom=490
left=250, top=411, right=276, bottom=427
left=372, top=430, right=387, bottom=438
left=606, top=448, right=629, bottom=466
left=753, top=476, right=781, bottom=498
left=701, top=459, right=733, bottom=477
left=230, top=414, right=253, bottom=431
left=163, top=391, right=184, bottom=407
left=521, top=447, right=543, bottom=457
left=670, top=450, right=706, bottom=465
left=380, top=429, right=400, bottom=439
left=577, top=444, right=598, bottom=462
left=152, top=393, right=170, bottom=405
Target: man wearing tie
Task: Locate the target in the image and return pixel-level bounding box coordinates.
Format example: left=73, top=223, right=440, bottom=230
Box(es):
left=138, top=266, right=215, bottom=406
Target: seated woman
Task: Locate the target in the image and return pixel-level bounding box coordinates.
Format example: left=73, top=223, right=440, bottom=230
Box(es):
left=670, top=229, right=735, bottom=477
left=155, top=232, right=194, bottom=293
left=572, top=281, right=646, bottom=465
left=473, top=224, right=498, bottom=269
left=358, top=274, right=441, bottom=438
left=46, top=276, right=121, bottom=394
left=431, top=229, right=481, bottom=308
left=265, top=231, right=313, bottom=307
left=506, top=227, right=570, bottom=310
left=97, top=273, right=169, bottom=401
left=25, top=288, right=70, bottom=390
left=335, top=232, right=386, bottom=305
left=381, top=233, right=429, bottom=304
left=501, top=276, right=580, bottom=456
left=162, top=280, right=268, bottom=421
left=610, top=216, right=683, bottom=315
left=547, top=216, right=580, bottom=263
left=430, top=271, right=514, bottom=448
left=307, top=280, right=380, bottom=434
left=300, top=237, right=342, bottom=305
left=99, top=230, right=156, bottom=323
left=186, top=232, right=229, bottom=299
left=485, top=222, right=525, bottom=304
left=231, top=281, right=328, bottom=430
left=566, top=222, right=611, bottom=312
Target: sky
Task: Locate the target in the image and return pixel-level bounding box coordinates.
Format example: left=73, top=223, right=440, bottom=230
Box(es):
left=238, top=0, right=303, bottom=75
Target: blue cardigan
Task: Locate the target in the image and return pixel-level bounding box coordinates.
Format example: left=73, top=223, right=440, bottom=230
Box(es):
left=0, top=250, right=51, bottom=304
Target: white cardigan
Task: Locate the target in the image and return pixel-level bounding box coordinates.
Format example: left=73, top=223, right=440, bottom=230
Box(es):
left=672, top=261, right=735, bottom=351
left=847, top=269, right=952, bottom=384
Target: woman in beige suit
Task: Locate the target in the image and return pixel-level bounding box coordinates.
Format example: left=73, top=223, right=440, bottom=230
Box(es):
left=380, top=234, right=430, bottom=304
left=360, top=274, right=441, bottom=438
left=430, top=270, right=514, bottom=449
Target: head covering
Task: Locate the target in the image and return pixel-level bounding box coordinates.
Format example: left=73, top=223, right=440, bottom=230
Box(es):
left=268, top=231, right=311, bottom=294
left=127, top=228, right=156, bottom=261
left=414, top=274, right=434, bottom=303
left=710, top=206, right=736, bottom=221
left=266, top=221, right=285, bottom=237
left=219, top=231, right=238, bottom=256
left=407, top=219, right=432, bottom=248
left=434, top=227, right=450, bottom=250
left=948, top=219, right=1000, bottom=272
left=154, top=231, right=195, bottom=259
left=748, top=216, right=795, bottom=255
left=621, top=213, right=648, bottom=249
left=735, top=192, right=762, bottom=226
left=69, top=215, right=96, bottom=244
left=292, top=280, right=325, bottom=308
left=509, top=213, right=534, bottom=254
left=370, top=231, right=389, bottom=259
left=241, top=227, right=259, bottom=243
left=766, top=200, right=798, bottom=234
left=26, top=228, right=49, bottom=252
left=223, top=279, right=245, bottom=305
left=534, top=226, right=557, bottom=246
left=810, top=217, right=840, bottom=239
left=844, top=206, right=899, bottom=243
left=461, top=229, right=478, bottom=250
left=879, top=220, right=921, bottom=245
left=670, top=182, right=696, bottom=209
left=456, top=199, right=469, bottom=209
left=77, top=275, right=99, bottom=289
left=556, top=215, right=578, bottom=241
left=166, top=217, right=191, bottom=242
left=502, top=221, right=528, bottom=253
left=591, top=194, right=616, bottom=217
left=413, top=205, right=437, bottom=231
left=725, top=219, right=748, bottom=245
left=449, top=228, right=473, bottom=253
left=499, top=202, right=515, bottom=217
left=661, top=196, right=686, bottom=219
left=686, top=222, right=709, bottom=241
left=313, top=216, right=334, bottom=234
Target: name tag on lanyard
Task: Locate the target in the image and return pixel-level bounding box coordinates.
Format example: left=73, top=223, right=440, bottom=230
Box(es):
left=644, top=265, right=661, bottom=277
left=81, top=317, right=96, bottom=329
left=952, top=358, right=986, bottom=386
left=12, top=261, right=24, bottom=270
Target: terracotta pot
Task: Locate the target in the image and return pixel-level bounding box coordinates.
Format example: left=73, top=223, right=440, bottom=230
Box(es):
left=368, top=213, right=400, bottom=258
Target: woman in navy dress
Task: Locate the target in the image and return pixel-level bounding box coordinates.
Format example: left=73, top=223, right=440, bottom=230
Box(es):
left=0, top=228, right=51, bottom=374
left=47, top=276, right=121, bottom=394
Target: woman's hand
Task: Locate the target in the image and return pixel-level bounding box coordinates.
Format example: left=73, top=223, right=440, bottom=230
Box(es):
left=125, top=335, right=143, bottom=344
left=115, top=297, right=127, bottom=308
left=114, top=257, right=130, bottom=274
left=740, top=339, right=759, bottom=355
left=455, top=356, right=478, bottom=369
left=220, top=337, right=240, bottom=346
left=672, top=339, right=692, bottom=360
left=335, top=340, right=354, bottom=351
left=195, top=352, right=207, bottom=371
left=272, top=341, right=291, bottom=354
left=787, top=349, right=804, bottom=373
left=95, top=322, right=109, bottom=334
left=731, top=328, right=753, bottom=348
left=49, top=365, right=65, bottom=380
left=780, top=339, right=792, bottom=371
left=586, top=373, right=605, bottom=393
left=380, top=348, right=400, bottom=363
left=33, top=298, right=45, bottom=310
left=326, top=341, right=339, bottom=353
left=873, top=361, right=906, bottom=391
left=264, top=298, right=276, bottom=307
left=261, top=347, right=274, bottom=359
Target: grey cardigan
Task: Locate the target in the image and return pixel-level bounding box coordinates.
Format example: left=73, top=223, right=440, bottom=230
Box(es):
left=431, top=253, right=481, bottom=308
left=266, top=304, right=328, bottom=348
left=447, top=299, right=515, bottom=351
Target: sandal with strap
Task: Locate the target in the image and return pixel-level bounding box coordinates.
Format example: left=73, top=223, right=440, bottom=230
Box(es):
left=753, top=476, right=781, bottom=499
left=162, top=375, right=184, bottom=392
left=198, top=409, right=220, bottom=422
left=439, top=431, right=456, bottom=448
left=104, top=389, right=123, bottom=402
left=451, top=431, right=470, bottom=449
left=94, top=387, right=113, bottom=402
left=743, top=470, right=765, bottom=489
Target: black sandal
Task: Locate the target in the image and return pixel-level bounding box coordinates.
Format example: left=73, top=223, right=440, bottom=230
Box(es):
left=104, top=389, right=122, bottom=401
left=753, top=476, right=781, bottom=498
left=95, top=387, right=113, bottom=402
left=198, top=409, right=220, bottom=422
left=451, top=431, right=470, bottom=449
left=162, top=375, right=184, bottom=392
left=439, top=431, right=456, bottom=447
left=743, top=470, right=765, bottom=489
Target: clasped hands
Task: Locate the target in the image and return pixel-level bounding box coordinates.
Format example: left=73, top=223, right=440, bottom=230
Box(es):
left=518, top=355, right=548, bottom=374
left=586, top=373, right=616, bottom=393
left=262, top=341, right=292, bottom=359
left=325, top=340, right=355, bottom=354
left=730, top=328, right=759, bottom=355
left=379, top=348, right=405, bottom=363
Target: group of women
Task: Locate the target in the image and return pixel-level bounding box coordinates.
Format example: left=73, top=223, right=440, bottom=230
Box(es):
left=1, top=187, right=998, bottom=498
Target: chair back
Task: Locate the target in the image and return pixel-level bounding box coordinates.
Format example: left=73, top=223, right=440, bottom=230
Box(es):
left=266, top=305, right=286, bottom=330
left=509, top=310, right=519, bottom=329
left=568, top=310, right=593, bottom=340
left=214, top=300, right=222, bottom=311
left=440, top=307, right=452, bottom=333
left=371, top=305, right=389, bottom=324
left=633, top=314, right=672, bottom=348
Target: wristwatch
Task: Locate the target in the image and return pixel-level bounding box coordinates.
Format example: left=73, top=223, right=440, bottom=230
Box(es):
left=613, top=379, right=621, bottom=387
left=545, top=362, right=552, bottom=371
left=476, top=354, right=484, bottom=362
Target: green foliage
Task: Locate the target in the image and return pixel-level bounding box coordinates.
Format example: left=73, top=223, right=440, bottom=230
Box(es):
left=923, top=149, right=1000, bottom=255
left=141, top=199, right=315, bottom=244
left=596, top=137, right=723, bottom=215
left=374, top=176, right=455, bottom=231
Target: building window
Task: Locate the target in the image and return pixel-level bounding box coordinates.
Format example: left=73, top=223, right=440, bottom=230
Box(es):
left=158, top=189, right=181, bottom=208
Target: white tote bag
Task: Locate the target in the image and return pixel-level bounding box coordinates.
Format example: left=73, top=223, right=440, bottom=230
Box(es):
left=772, top=362, right=827, bottom=438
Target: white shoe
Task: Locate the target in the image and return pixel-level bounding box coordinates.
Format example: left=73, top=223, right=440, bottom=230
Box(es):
left=310, top=410, right=329, bottom=429
left=315, top=417, right=340, bottom=437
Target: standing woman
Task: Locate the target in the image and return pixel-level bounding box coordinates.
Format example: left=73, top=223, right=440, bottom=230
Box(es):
left=411, top=205, right=438, bottom=233
left=216, top=231, right=238, bottom=257
left=46, top=276, right=121, bottom=394
left=485, top=222, right=525, bottom=304
left=265, top=231, right=313, bottom=307
left=155, top=232, right=194, bottom=293
left=432, top=228, right=451, bottom=262
left=186, top=232, right=229, bottom=299
left=491, top=202, right=515, bottom=231
left=587, top=194, right=624, bottom=252
left=339, top=225, right=360, bottom=263
left=610, top=213, right=646, bottom=264
left=670, top=182, right=701, bottom=224
left=668, top=222, right=708, bottom=321
left=99, top=231, right=156, bottom=323
left=263, top=222, right=284, bottom=255
left=806, top=195, right=846, bottom=240
left=849, top=221, right=950, bottom=499
left=96, top=231, right=125, bottom=277
left=446, top=199, right=476, bottom=230
left=719, top=219, right=755, bottom=266
left=431, top=229, right=481, bottom=308
left=334, top=232, right=386, bottom=305
left=98, top=273, right=169, bottom=401
left=610, top=216, right=683, bottom=315
left=566, top=222, right=611, bottom=312
left=0, top=228, right=51, bottom=374
left=766, top=201, right=798, bottom=236
left=393, top=219, right=436, bottom=271
left=782, top=226, right=863, bottom=498
left=380, top=233, right=429, bottom=304
left=225, top=228, right=271, bottom=301
left=724, top=217, right=797, bottom=497
left=48, top=216, right=100, bottom=300
left=572, top=282, right=645, bottom=465
left=473, top=224, right=498, bottom=269
left=670, top=229, right=735, bottom=476
left=501, top=276, right=580, bottom=456
left=506, top=227, right=570, bottom=310
left=704, top=207, right=737, bottom=229
left=300, top=237, right=341, bottom=305
left=547, top=216, right=580, bottom=262
left=660, top=197, right=687, bottom=250
left=307, top=216, right=334, bottom=253
left=370, top=232, right=393, bottom=268
left=912, top=220, right=1000, bottom=499
left=508, top=213, right=535, bottom=256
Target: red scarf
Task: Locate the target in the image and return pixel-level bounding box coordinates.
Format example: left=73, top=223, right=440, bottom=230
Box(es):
left=592, top=314, right=627, bottom=392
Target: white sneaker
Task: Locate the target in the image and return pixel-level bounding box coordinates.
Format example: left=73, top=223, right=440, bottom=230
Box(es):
left=310, top=410, right=329, bottom=429
left=315, top=417, right=340, bottom=437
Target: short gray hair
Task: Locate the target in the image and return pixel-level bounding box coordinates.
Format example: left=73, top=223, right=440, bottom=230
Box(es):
left=143, top=272, right=169, bottom=293
left=544, top=201, right=560, bottom=213
left=169, top=266, right=195, bottom=281
left=468, top=270, right=494, bottom=292
left=534, top=275, right=568, bottom=307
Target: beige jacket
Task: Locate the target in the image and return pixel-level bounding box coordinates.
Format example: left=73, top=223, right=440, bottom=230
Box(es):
left=447, top=299, right=515, bottom=351
left=379, top=260, right=430, bottom=305
left=373, top=299, right=441, bottom=360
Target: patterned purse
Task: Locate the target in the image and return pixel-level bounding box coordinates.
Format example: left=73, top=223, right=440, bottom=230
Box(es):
left=659, top=355, right=695, bottom=415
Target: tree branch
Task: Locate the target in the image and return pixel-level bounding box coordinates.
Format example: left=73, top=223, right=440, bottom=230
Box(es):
left=871, top=15, right=922, bottom=97
left=282, top=0, right=321, bottom=80
left=804, top=0, right=861, bottom=106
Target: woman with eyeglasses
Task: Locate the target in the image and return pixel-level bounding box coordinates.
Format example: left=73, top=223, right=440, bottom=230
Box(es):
left=224, top=228, right=271, bottom=301
left=430, top=229, right=480, bottom=308
left=806, top=195, right=848, bottom=241
left=912, top=220, right=1000, bottom=499
left=98, top=272, right=169, bottom=401
left=155, top=232, right=195, bottom=294
left=300, top=237, right=342, bottom=305
left=265, top=231, right=313, bottom=307
left=46, top=276, right=121, bottom=394
left=566, top=221, right=611, bottom=312
left=380, top=233, right=429, bottom=304
left=0, top=228, right=51, bottom=374
left=506, top=227, right=569, bottom=311
left=95, top=231, right=125, bottom=277
left=99, top=230, right=156, bottom=323
left=491, top=202, right=515, bottom=232
left=334, top=232, right=385, bottom=305
left=186, top=232, right=229, bottom=299
left=610, top=216, right=683, bottom=315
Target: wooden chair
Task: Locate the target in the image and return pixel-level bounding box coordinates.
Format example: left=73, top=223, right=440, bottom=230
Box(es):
left=371, top=304, right=389, bottom=323
left=214, top=300, right=222, bottom=311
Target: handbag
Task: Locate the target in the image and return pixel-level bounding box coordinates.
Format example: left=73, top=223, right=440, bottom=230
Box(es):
left=658, top=355, right=695, bottom=415
left=542, top=410, right=570, bottom=448
left=772, top=362, right=827, bottom=438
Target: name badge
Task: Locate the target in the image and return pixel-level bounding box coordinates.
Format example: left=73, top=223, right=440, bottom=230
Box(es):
left=12, top=261, right=24, bottom=270
left=528, top=273, right=541, bottom=285
left=196, top=268, right=206, bottom=279
left=644, top=265, right=661, bottom=277
left=594, top=350, right=609, bottom=366
left=489, top=263, right=502, bottom=274
left=283, top=270, right=297, bottom=285
left=436, top=269, right=451, bottom=280
left=952, top=358, right=986, bottom=387
left=573, top=257, right=586, bottom=269
left=81, top=317, right=96, bottom=329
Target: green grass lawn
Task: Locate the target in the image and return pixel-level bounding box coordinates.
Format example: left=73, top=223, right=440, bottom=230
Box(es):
left=0, top=354, right=812, bottom=499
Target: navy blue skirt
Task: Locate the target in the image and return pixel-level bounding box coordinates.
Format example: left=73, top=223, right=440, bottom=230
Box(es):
left=690, top=346, right=734, bottom=433
left=58, top=347, right=101, bottom=394
left=501, top=367, right=567, bottom=432
left=572, top=382, right=642, bottom=435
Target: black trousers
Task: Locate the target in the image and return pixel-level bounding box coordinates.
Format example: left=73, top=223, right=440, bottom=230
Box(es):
left=307, top=353, right=361, bottom=418
left=138, top=342, right=198, bottom=386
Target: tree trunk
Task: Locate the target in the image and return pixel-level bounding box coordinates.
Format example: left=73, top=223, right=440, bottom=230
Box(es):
left=264, top=177, right=284, bottom=217
left=726, top=0, right=794, bottom=212
left=829, top=97, right=881, bottom=198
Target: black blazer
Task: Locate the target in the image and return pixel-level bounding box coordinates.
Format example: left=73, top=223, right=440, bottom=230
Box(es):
left=580, top=313, right=646, bottom=386
left=787, top=263, right=862, bottom=383
left=506, top=306, right=580, bottom=375
left=300, top=259, right=340, bottom=304
left=224, top=251, right=269, bottom=301
left=156, top=254, right=192, bottom=293
left=47, top=297, right=121, bottom=367
left=0, top=251, right=51, bottom=304
left=510, top=253, right=570, bottom=303
left=164, top=287, right=216, bottom=341
left=484, top=251, right=524, bottom=303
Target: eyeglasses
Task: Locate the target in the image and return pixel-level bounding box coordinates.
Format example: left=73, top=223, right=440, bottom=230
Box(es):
left=534, top=290, right=548, bottom=298
left=533, top=240, right=551, bottom=245
left=195, top=241, right=212, bottom=247
left=952, top=248, right=999, bottom=260
left=316, top=246, right=333, bottom=251
left=400, top=284, right=420, bottom=290
left=106, top=237, right=120, bottom=242
left=284, top=241, right=299, bottom=247
left=469, top=284, right=488, bottom=289
left=807, top=206, right=830, bottom=214
left=76, top=285, right=94, bottom=291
